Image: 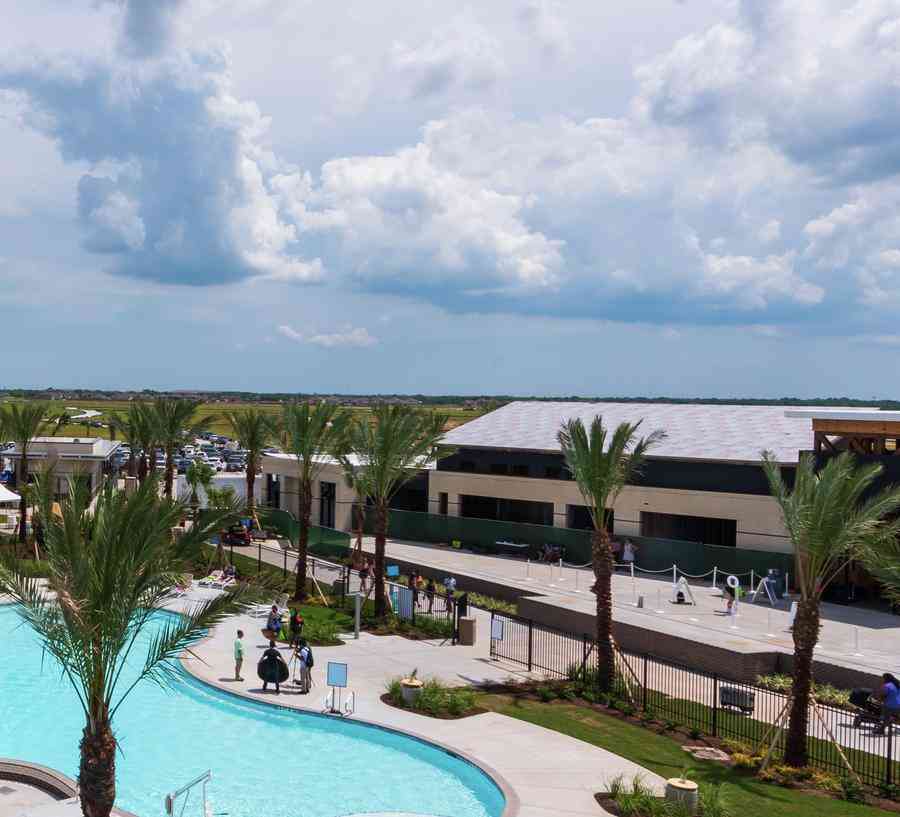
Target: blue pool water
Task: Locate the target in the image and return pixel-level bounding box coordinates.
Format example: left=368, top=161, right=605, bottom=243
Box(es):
left=0, top=607, right=504, bottom=817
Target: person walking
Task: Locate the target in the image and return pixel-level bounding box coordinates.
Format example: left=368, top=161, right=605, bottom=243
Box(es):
left=359, top=560, right=370, bottom=595
left=288, top=608, right=304, bottom=648
left=425, top=577, right=436, bottom=613
left=233, top=629, right=245, bottom=681
left=622, top=539, right=637, bottom=567
left=297, top=639, right=313, bottom=694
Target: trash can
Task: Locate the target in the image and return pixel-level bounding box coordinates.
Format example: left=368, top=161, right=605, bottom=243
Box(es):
left=458, top=617, right=477, bottom=646
left=767, top=569, right=785, bottom=599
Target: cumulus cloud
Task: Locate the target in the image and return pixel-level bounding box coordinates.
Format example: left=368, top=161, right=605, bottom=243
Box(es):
left=8, top=0, right=900, bottom=336
left=390, top=17, right=506, bottom=98
left=0, top=45, right=323, bottom=286
left=518, top=1, right=572, bottom=59
left=100, top=0, right=187, bottom=58
left=277, top=324, right=377, bottom=348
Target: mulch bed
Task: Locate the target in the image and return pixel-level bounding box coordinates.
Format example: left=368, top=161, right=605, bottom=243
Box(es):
left=378, top=693, right=486, bottom=720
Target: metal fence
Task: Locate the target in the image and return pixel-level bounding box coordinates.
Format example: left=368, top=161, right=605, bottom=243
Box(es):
left=360, top=507, right=794, bottom=578
left=271, top=551, right=460, bottom=641
left=488, top=610, right=900, bottom=789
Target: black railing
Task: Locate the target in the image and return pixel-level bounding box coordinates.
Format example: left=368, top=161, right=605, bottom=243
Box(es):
left=488, top=610, right=899, bottom=789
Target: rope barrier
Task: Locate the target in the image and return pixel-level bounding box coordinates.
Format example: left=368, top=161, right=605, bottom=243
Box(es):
left=674, top=568, right=716, bottom=579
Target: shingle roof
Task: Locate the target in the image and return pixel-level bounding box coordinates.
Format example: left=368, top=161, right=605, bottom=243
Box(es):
left=442, top=401, right=825, bottom=464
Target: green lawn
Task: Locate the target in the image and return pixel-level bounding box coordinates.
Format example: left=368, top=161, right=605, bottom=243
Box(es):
left=477, top=694, right=895, bottom=817
left=2, top=397, right=478, bottom=440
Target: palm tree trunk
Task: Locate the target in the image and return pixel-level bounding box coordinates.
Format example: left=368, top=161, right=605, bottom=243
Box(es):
left=137, top=453, right=147, bottom=484
left=164, top=446, right=175, bottom=498
left=784, top=598, right=820, bottom=766
left=17, top=451, right=28, bottom=551
left=374, top=501, right=388, bottom=618
left=592, top=526, right=615, bottom=691
left=128, top=452, right=137, bottom=479
left=245, top=458, right=256, bottom=519
left=79, top=717, right=116, bottom=817
left=293, top=480, right=311, bottom=601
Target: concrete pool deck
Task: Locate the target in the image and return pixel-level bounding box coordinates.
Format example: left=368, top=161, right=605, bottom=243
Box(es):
left=172, top=588, right=663, bottom=817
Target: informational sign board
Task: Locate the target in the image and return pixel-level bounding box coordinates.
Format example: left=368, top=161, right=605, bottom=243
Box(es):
left=386, top=565, right=401, bottom=578
left=327, top=661, right=348, bottom=689
left=396, top=586, right=414, bottom=620
left=491, top=618, right=504, bottom=641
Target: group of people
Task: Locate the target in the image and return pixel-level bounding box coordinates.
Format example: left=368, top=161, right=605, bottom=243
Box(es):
left=406, top=570, right=439, bottom=612
left=232, top=623, right=314, bottom=696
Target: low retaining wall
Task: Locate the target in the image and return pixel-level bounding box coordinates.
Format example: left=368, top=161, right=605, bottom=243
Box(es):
left=0, top=758, right=77, bottom=800
left=373, top=546, right=883, bottom=689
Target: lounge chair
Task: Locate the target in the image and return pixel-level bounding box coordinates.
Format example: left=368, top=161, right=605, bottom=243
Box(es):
left=251, top=593, right=289, bottom=618
left=198, top=570, right=224, bottom=587
left=166, top=573, right=193, bottom=598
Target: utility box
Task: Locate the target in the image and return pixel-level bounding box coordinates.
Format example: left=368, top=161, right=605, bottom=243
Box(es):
left=458, top=617, right=477, bottom=646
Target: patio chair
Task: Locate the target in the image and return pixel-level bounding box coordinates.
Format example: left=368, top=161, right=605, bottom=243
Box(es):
left=198, top=570, right=224, bottom=587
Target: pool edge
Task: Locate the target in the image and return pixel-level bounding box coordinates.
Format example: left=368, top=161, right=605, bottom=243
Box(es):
left=179, top=631, right=520, bottom=817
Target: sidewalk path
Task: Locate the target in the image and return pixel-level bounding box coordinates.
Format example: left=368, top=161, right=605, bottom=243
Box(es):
left=169, top=587, right=663, bottom=817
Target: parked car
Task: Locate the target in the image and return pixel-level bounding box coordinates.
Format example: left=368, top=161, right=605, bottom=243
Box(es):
left=225, top=461, right=243, bottom=472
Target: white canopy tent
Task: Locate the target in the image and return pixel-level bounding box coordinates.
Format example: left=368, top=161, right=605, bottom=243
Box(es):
left=0, top=483, right=19, bottom=504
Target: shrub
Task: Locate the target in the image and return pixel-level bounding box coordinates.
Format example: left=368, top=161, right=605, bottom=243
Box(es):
left=689, top=727, right=702, bottom=740
left=385, top=678, right=404, bottom=707
left=446, top=687, right=476, bottom=717
left=754, top=674, right=850, bottom=709
left=537, top=685, right=556, bottom=703
left=698, top=783, right=731, bottom=817
left=730, top=753, right=761, bottom=771
left=879, top=782, right=900, bottom=801
left=663, top=719, right=678, bottom=732
left=838, top=774, right=865, bottom=803
left=721, top=739, right=752, bottom=755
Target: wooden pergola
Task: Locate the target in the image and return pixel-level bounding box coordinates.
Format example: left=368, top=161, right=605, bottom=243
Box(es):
left=812, top=417, right=900, bottom=456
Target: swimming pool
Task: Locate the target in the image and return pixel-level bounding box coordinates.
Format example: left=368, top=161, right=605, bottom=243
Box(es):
left=0, top=606, right=505, bottom=817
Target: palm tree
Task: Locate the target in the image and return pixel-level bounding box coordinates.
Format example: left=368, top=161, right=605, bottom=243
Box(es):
left=558, top=416, right=664, bottom=691
left=148, top=398, right=213, bottom=498
left=281, top=401, right=350, bottom=601
left=109, top=404, right=151, bottom=479
left=762, top=451, right=900, bottom=767
left=184, top=459, right=215, bottom=519
left=0, top=472, right=247, bottom=817
left=1, top=401, right=53, bottom=551
left=338, top=404, right=447, bottom=617
left=223, top=409, right=276, bottom=523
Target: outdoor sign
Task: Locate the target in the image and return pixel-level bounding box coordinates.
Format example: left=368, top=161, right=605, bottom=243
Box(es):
left=491, top=618, right=504, bottom=641
left=327, top=661, right=348, bottom=689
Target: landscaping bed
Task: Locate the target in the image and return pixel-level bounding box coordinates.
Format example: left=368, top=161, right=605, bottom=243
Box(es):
left=476, top=681, right=900, bottom=816
left=382, top=676, right=485, bottom=719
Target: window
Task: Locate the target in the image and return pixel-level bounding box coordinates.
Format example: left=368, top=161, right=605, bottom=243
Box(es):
left=640, top=511, right=736, bottom=547
left=545, top=465, right=562, bottom=479
left=511, top=464, right=529, bottom=477
left=439, top=492, right=448, bottom=515
left=490, top=463, right=509, bottom=475
left=460, top=460, right=476, bottom=472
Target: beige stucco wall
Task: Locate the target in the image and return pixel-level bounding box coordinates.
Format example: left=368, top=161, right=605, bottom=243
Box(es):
left=261, top=456, right=355, bottom=531
left=427, top=470, right=791, bottom=553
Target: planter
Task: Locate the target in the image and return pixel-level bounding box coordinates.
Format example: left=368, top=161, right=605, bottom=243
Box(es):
left=401, top=678, right=424, bottom=706
left=664, top=778, right=698, bottom=815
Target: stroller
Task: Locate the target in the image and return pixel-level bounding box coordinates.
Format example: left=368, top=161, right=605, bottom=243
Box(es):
left=850, top=688, right=882, bottom=729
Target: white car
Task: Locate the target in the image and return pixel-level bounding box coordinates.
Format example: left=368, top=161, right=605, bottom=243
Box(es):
left=206, top=457, right=225, bottom=472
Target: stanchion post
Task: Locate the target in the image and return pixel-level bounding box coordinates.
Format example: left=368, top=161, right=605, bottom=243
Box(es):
left=257, top=540, right=261, bottom=575
left=712, top=566, right=718, bottom=589
left=526, top=559, right=531, bottom=580
left=751, top=569, right=755, bottom=589
left=672, top=564, right=677, bottom=586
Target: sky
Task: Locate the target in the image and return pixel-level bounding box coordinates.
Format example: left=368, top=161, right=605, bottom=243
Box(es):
left=2, top=0, right=900, bottom=398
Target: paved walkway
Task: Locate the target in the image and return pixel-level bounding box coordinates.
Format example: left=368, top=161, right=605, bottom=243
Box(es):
left=168, top=587, right=663, bottom=817
left=342, top=537, right=900, bottom=678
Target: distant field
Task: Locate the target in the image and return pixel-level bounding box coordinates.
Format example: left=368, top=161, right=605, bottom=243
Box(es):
left=0, top=398, right=478, bottom=440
